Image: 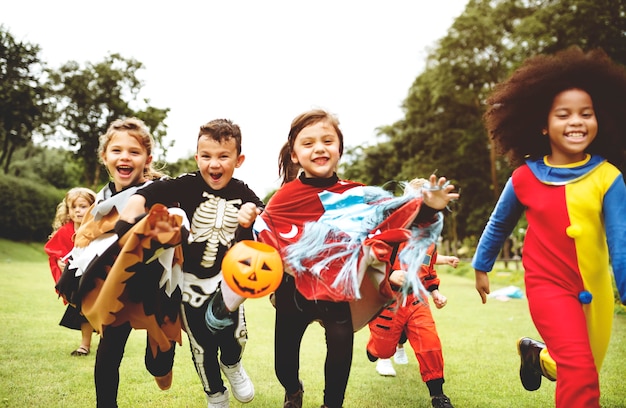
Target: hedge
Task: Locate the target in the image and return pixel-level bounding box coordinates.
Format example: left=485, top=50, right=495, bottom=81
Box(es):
left=0, top=175, right=65, bottom=242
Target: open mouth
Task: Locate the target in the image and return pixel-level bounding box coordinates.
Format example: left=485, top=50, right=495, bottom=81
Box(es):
left=565, top=132, right=585, bottom=139
left=117, top=165, right=134, bottom=176
left=210, top=172, right=222, bottom=181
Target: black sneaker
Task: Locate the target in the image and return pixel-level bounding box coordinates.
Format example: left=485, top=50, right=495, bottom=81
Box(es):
left=517, top=337, right=545, bottom=391
left=431, top=394, right=454, bottom=408
left=284, top=381, right=303, bottom=408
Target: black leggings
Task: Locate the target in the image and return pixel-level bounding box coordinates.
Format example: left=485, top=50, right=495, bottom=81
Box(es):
left=274, top=274, right=353, bottom=408
left=180, top=298, right=246, bottom=395
left=94, top=322, right=175, bottom=408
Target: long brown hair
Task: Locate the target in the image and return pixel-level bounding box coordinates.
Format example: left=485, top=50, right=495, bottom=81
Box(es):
left=278, top=109, right=344, bottom=185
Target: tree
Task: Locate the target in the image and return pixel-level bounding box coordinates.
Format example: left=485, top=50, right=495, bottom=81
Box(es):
left=8, top=144, right=83, bottom=190
left=342, top=0, right=626, bottom=247
left=0, top=26, right=50, bottom=173
left=47, top=53, right=170, bottom=188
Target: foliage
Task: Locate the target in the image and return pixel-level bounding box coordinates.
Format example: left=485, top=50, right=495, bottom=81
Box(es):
left=46, top=53, right=170, bottom=189
left=0, top=25, right=52, bottom=174
left=341, top=0, right=626, bottom=247
left=7, top=144, right=84, bottom=189
left=0, top=174, right=64, bottom=241
left=161, top=155, right=197, bottom=178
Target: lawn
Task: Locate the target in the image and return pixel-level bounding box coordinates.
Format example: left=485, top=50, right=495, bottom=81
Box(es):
left=0, top=239, right=624, bottom=407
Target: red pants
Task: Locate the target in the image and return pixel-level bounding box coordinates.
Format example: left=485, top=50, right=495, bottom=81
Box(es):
left=367, top=293, right=444, bottom=382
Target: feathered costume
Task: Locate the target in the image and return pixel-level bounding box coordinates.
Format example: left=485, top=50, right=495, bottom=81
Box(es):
left=472, top=154, right=626, bottom=407
left=56, top=183, right=186, bottom=357
left=254, top=176, right=444, bottom=331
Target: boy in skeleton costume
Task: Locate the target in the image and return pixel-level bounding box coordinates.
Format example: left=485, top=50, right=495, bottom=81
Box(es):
left=121, top=119, right=263, bottom=407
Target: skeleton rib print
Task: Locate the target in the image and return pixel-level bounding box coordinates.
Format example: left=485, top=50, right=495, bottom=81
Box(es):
left=191, top=192, right=242, bottom=268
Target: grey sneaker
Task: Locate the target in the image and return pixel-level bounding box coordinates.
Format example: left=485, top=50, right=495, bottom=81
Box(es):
left=394, top=346, right=409, bottom=364
left=207, top=389, right=229, bottom=408
left=219, top=361, right=254, bottom=403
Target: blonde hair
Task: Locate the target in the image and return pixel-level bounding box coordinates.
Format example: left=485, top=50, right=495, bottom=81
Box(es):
left=51, top=187, right=97, bottom=233
left=98, top=117, right=163, bottom=180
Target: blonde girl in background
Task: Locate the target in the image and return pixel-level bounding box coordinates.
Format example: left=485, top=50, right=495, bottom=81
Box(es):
left=45, top=187, right=96, bottom=356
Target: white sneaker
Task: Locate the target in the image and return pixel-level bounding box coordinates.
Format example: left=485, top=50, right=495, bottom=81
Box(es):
left=394, top=346, right=409, bottom=365
left=376, top=358, right=396, bottom=376
left=208, top=389, right=230, bottom=408
left=220, top=361, right=255, bottom=402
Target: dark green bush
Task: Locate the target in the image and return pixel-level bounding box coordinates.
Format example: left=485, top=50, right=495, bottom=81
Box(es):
left=0, top=175, right=65, bottom=242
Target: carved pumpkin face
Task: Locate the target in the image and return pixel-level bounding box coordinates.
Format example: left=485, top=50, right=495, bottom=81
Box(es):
left=221, top=240, right=284, bottom=298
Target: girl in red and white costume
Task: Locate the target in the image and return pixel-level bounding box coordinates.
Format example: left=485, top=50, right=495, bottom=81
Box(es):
left=254, top=109, right=458, bottom=408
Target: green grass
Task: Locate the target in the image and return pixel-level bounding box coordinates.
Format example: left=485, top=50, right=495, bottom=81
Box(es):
left=1, top=239, right=625, bottom=407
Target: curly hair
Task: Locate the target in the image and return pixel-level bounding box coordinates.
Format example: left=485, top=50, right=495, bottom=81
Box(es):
left=50, top=187, right=97, bottom=234
left=484, top=46, right=626, bottom=168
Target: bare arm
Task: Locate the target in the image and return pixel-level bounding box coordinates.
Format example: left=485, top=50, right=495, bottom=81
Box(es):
left=435, top=255, right=459, bottom=268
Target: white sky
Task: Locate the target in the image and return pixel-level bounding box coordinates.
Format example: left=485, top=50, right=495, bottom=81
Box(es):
left=4, top=0, right=468, bottom=197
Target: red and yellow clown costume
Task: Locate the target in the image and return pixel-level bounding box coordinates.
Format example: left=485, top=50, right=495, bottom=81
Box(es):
left=473, top=154, right=626, bottom=407
left=367, top=243, right=446, bottom=383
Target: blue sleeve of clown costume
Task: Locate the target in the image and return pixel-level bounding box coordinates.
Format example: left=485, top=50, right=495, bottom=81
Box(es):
left=603, top=173, right=626, bottom=303
left=472, top=177, right=525, bottom=272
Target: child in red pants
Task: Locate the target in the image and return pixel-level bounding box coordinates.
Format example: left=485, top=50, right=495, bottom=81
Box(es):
left=367, top=242, right=454, bottom=408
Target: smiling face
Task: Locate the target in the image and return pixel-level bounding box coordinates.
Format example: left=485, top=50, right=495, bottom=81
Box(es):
left=195, top=135, right=244, bottom=190
left=101, top=131, right=152, bottom=191
left=545, top=88, right=598, bottom=165
left=290, top=120, right=342, bottom=179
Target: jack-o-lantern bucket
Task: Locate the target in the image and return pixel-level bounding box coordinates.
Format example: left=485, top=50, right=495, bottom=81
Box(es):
left=221, top=240, right=284, bottom=298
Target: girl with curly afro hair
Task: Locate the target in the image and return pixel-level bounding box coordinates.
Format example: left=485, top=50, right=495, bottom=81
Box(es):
left=472, top=47, right=626, bottom=408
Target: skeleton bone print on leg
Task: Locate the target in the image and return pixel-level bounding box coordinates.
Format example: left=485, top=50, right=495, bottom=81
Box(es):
left=191, top=192, right=242, bottom=268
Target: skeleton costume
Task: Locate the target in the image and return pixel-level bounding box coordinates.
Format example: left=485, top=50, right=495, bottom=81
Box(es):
left=136, top=171, right=264, bottom=397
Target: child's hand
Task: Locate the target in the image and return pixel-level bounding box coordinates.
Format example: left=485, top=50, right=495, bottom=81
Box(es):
left=438, top=255, right=459, bottom=268
left=422, top=174, right=459, bottom=211
left=57, top=259, right=66, bottom=270
left=389, top=270, right=406, bottom=286
left=475, top=270, right=490, bottom=304
left=430, top=289, right=448, bottom=309
left=148, top=208, right=180, bottom=238
left=238, top=203, right=261, bottom=228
